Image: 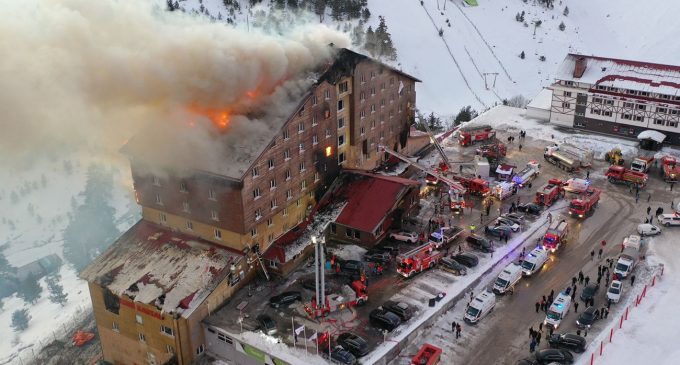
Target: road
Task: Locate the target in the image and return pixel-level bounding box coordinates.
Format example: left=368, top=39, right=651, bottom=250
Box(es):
left=389, top=131, right=675, bottom=365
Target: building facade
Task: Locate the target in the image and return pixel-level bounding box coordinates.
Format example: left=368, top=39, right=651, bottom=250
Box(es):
left=549, top=54, right=680, bottom=145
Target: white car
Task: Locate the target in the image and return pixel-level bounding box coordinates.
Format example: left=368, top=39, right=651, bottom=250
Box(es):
left=658, top=214, right=680, bottom=227
left=637, top=223, right=661, bottom=236
left=389, top=231, right=418, bottom=243
left=494, top=217, right=520, bottom=232
left=607, top=280, right=623, bottom=303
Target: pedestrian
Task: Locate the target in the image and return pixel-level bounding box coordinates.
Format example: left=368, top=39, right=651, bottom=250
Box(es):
left=584, top=328, right=588, bottom=337
left=597, top=266, right=602, bottom=277
left=647, top=206, right=652, bottom=215
left=549, top=327, right=554, bottom=336
left=636, top=193, right=639, bottom=204
left=529, top=326, right=534, bottom=338
left=607, top=299, right=612, bottom=310
left=519, top=144, right=523, bottom=151
left=604, top=308, right=609, bottom=319
left=597, top=275, right=602, bottom=285
left=572, top=276, right=577, bottom=286
left=598, top=248, right=603, bottom=259
left=585, top=276, right=590, bottom=285
left=586, top=170, right=590, bottom=179
left=456, top=323, right=462, bottom=339
left=631, top=274, right=636, bottom=286
left=574, top=301, right=579, bottom=313
left=452, top=321, right=457, bottom=332
left=539, top=322, right=543, bottom=332
left=672, top=182, right=675, bottom=191
left=536, top=331, right=542, bottom=345
left=548, top=212, right=553, bottom=223
left=530, top=338, right=537, bottom=353
left=535, top=301, right=540, bottom=313
left=647, top=193, right=651, bottom=203
left=605, top=274, right=610, bottom=286
left=576, top=329, right=581, bottom=336
left=578, top=271, right=584, bottom=283
left=550, top=289, right=555, bottom=298
left=571, top=288, right=576, bottom=301
left=469, top=291, right=474, bottom=303
left=590, top=250, right=595, bottom=260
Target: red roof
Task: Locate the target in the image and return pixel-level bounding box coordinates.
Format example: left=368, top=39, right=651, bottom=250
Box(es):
left=335, top=173, right=418, bottom=233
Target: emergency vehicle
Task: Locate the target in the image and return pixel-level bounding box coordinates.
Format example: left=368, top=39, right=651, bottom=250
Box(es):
left=544, top=292, right=572, bottom=329
left=568, top=188, right=600, bottom=218
left=661, top=156, right=680, bottom=182
left=606, top=166, right=648, bottom=188
left=458, top=124, right=495, bottom=146
left=534, top=178, right=564, bottom=206
left=305, top=280, right=368, bottom=319
left=543, top=219, right=569, bottom=252
left=396, top=243, right=443, bottom=278
left=410, top=344, right=442, bottom=365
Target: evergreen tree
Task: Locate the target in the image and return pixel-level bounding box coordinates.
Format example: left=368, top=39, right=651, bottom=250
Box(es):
left=166, top=0, right=176, bottom=11
left=12, top=309, right=30, bottom=332
left=454, top=106, right=478, bottom=125
left=0, top=252, right=15, bottom=280
left=287, top=0, right=299, bottom=9
left=563, top=6, right=569, bottom=16
left=364, top=26, right=377, bottom=56
left=427, top=113, right=444, bottom=133
left=274, top=0, right=286, bottom=9
left=361, top=7, right=371, bottom=22
left=520, top=51, right=526, bottom=59
left=46, top=275, right=68, bottom=306
left=18, top=273, right=42, bottom=304
left=559, top=21, right=566, bottom=31
left=375, top=16, right=397, bottom=61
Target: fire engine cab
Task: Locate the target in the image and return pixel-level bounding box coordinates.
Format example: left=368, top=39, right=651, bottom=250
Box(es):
left=534, top=178, right=564, bottom=206
left=543, top=218, right=569, bottom=252
left=459, top=125, right=495, bottom=146
left=396, top=243, right=443, bottom=278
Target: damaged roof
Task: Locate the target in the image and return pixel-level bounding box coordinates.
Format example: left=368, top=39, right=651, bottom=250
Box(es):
left=80, top=220, right=243, bottom=317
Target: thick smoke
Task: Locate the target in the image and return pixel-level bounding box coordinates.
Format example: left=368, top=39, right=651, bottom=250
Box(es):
left=0, top=0, right=350, bottom=170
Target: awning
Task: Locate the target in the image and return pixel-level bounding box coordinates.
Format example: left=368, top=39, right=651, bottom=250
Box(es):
left=637, top=130, right=666, bottom=143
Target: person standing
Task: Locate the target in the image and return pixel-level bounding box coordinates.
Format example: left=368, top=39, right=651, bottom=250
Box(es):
left=538, top=322, right=543, bottom=333
left=452, top=321, right=457, bottom=333
left=535, top=301, right=540, bottom=313
left=456, top=323, right=462, bottom=339
left=530, top=338, right=537, bottom=353
left=579, top=271, right=584, bottom=284
left=536, top=331, right=542, bottom=345
left=631, top=274, right=636, bottom=286
left=590, top=250, right=595, bottom=260
left=571, top=287, right=577, bottom=301
left=574, top=301, right=579, bottom=313
left=586, top=170, right=590, bottom=179
left=598, top=248, right=603, bottom=259
left=647, top=206, right=652, bottom=215
left=572, top=276, right=577, bottom=286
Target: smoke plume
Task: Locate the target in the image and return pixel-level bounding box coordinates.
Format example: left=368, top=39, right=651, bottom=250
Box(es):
left=0, top=0, right=350, bottom=171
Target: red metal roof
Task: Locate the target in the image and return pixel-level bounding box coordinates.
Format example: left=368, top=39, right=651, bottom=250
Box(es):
left=335, top=173, right=418, bottom=233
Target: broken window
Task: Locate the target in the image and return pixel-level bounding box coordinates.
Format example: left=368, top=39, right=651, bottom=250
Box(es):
left=103, top=289, right=120, bottom=315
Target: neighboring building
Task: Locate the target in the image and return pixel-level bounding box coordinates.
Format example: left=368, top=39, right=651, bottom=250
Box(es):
left=401, top=127, right=432, bottom=157
left=14, top=254, right=62, bottom=281
left=549, top=54, right=680, bottom=145
left=83, top=48, right=419, bottom=365
left=526, top=88, right=553, bottom=121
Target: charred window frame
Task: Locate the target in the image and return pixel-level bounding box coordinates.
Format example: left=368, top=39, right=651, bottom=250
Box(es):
left=103, top=288, right=120, bottom=315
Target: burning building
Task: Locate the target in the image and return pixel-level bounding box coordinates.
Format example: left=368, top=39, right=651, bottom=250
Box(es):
left=82, top=47, right=419, bottom=365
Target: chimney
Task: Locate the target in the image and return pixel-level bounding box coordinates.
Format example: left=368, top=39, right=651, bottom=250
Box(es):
left=573, top=56, right=587, bottom=78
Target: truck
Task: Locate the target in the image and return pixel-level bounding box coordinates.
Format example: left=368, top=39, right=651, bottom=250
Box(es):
left=606, top=165, right=648, bottom=188
left=534, top=178, right=564, bottom=207
left=661, top=156, right=680, bottom=182
left=428, top=226, right=464, bottom=249
left=544, top=144, right=593, bottom=171
left=568, top=188, right=600, bottom=218
left=492, top=181, right=516, bottom=200
left=396, top=243, right=443, bottom=278
left=630, top=156, right=655, bottom=173
left=476, top=142, right=507, bottom=159
left=563, top=178, right=590, bottom=194
left=544, top=291, right=572, bottom=329
left=458, top=124, right=495, bottom=146
left=511, top=161, right=541, bottom=187
left=305, top=280, right=368, bottom=319
left=450, top=175, right=491, bottom=196
left=543, top=218, right=569, bottom=252
left=614, top=247, right=640, bottom=279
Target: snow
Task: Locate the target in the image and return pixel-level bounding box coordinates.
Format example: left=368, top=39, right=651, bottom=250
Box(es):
left=284, top=203, right=346, bottom=261
left=637, top=130, right=667, bottom=143
left=527, top=88, right=553, bottom=110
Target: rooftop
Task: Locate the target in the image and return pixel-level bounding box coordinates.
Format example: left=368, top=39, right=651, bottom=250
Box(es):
left=80, top=220, right=243, bottom=317
left=554, top=54, right=680, bottom=96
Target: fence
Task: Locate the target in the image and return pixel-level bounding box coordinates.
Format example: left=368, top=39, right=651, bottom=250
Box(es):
left=585, top=264, right=664, bottom=365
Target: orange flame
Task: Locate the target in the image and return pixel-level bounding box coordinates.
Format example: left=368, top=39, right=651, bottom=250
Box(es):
left=187, top=104, right=231, bottom=130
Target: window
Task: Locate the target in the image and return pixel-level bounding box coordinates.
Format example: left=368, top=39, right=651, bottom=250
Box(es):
left=313, top=135, right=319, bottom=145
left=370, top=87, right=376, bottom=95
left=301, top=180, right=307, bottom=190
left=182, top=201, right=190, bottom=213
left=371, top=104, right=376, bottom=113
left=251, top=167, right=259, bottom=178
left=196, top=344, right=205, bottom=355
left=390, top=77, right=395, bottom=86
left=360, top=110, right=366, bottom=118
left=253, top=188, right=261, bottom=199
left=623, top=102, right=634, bottom=108
left=660, top=94, right=671, bottom=100
left=354, top=230, right=360, bottom=239
left=621, top=113, right=632, bottom=120
left=637, top=104, right=646, bottom=110
left=562, top=102, right=571, bottom=108
left=179, top=182, right=188, bottom=192
left=299, top=143, right=305, bottom=152
left=593, top=97, right=603, bottom=103
left=628, top=89, right=637, bottom=95
left=339, top=152, right=346, bottom=164
left=326, top=128, right=332, bottom=138
left=338, top=117, right=345, bottom=129
left=640, top=91, right=649, bottom=97
left=298, top=121, right=304, bottom=133
left=370, top=70, right=376, bottom=79
left=186, top=221, right=193, bottom=230
left=113, top=321, right=119, bottom=332
left=360, top=73, right=366, bottom=83
left=267, top=217, right=273, bottom=226
left=590, top=108, right=601, bottom=115
left=283, top=129, right=290, bottom=140
left=296, top=198, right=301, bottom=207
left=283, top=149, right=291, bottom=160
left=314, top=172, right=320, bottom=182
left=563, top=91, right=572, bottom=97
left=299, top=161, right=306, bottom=172
left=654, top=119, right=665, bottom=125
left=596, top=85, right=607, bottom=91
left=324, top=90, right=330, bottom=99
left=270, top=179, right=277, bottom=189
left=667, top=121, right=678, bottom=128
left=603, top=110, right=612, bottom=117
left=380, top=130, right=385, bottom=139
left=208, top=189, right=216, bottom=200
left=286, top=190, right=293, bottom=200
left=657, top=107, right=668, bottom=113
left=251, top=227, right=258, bottom=237
left=312, top=115, right=317, bottom=126
left=217, top=332, right=233, bottom=344
left=360, top=127, right=365, bottom=135
left=381, top=98, right=385, bottom=107
left=312, top=95, right=318, bottom=105
left=152, top=176, right=161, bottom=186
left=166, top=345, right=174, bottom=354
left=211, top=209, right=219, bottom=221
left=285, top=169, right=291, bottom=181
left=138, top=333, right=146, bottom=342
left=360, top=91, right=365, bottom=101
left=270, top=199, right=277, bottom=210
left=671, top=109, right=679, bottom=116
left=371, top=120, right=376, bottom=129
left=565, top=81, right=574, bottom=86
left=268, top=159, right=275, bottom=169
left=338, top=135, right=345, bottom=146
left=605, top=99, right=614, bottom=106
left=255, top=208, right=262, bottom=221
left=159, top=212, right=167, bottom=223
left=155, top=193, right=162, bottom=205
left=160, top=325, right=174, bottom=337
left=634, top=115, right=644, bottom=122
left=339, top=81, right=348, bottom=93
left=283, top=207, right=289, bottom=216
left=346, top=228, right=353, bottom=237
left=389, top=110, right=394, bottom=118
left=337, top=100, right=344, bottom=111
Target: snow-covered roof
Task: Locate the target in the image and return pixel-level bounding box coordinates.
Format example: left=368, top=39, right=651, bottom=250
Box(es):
left=527, top=88, right=553, bottom=110
left=637, top=130, right=666, bottom=143
left=80, top=220, right=243, bottom=317
left=554, top=54, right=680, bottom=96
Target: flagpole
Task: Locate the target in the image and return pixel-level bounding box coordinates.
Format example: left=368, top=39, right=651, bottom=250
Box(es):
left=291, top=317, right=295, bottom=347
left=303, top=326, right=308, bottom=354
left=328, top=331, right=331, bottom=356
left=315, top=332, right=319, bottom=356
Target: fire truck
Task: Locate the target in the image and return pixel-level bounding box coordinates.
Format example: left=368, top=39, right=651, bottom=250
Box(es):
left=543, top=218, right=569, bottom=252
left=606, top=165, right=648, bottom=188
left=544, top=143, right=593, bottom=172
left=305, top=280, right=368, bottom=319
left=661, top=156, right=680, bottom=182
left=450, top=174, right=490, bottom=196
left=458, top=124, right=495, bottom=146
left=569, top=188, right=601, bottom=218
left=511, top=161, right=541, bottom=187
left=396, top=243, right=443, bottom=278
left=630, top=156, right=655, bottom=173
left=534, top=178, right=564, bottom=207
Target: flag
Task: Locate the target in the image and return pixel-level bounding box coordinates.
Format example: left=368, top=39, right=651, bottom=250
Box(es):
left=295, top=325, right=305, bottom=335
left=308, top=332, right=317, bottom=341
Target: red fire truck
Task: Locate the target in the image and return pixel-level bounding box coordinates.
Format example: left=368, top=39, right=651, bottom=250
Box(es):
left=543, top=219, right=569, bottom=252
left=459, top=125, right=495, bottom=146
left=305, top=280, right=368, bottom=319
left=411, top=343, right=443, bottom=365
left=568, top=188, right=601, bottom=218
left=396, top=243, right=443, bottom=278
left=662, top=156, right=680, bottom=182
left=450, top=175, right=491, bottom=196
left=606, top=166, right=648, bottom=188
left=534, top=178, right=564, bottom=206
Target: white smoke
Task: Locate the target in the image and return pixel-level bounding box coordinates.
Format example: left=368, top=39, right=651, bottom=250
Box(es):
left=0, top=0, right=350, bottom=170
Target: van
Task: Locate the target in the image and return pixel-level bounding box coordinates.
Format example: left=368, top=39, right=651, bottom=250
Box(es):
left=658, top=214, right=680, bottom=227
left=520, top=248, right=548, bottom=276
left=493, top=263, right=522, bottom=294
left=464, top=290, right=496, bottom=324
left=615, top=247, right=639, bottom=278
left=622, top=235, right=641, bottom=251
left=544, top=292, right=572, bottom=329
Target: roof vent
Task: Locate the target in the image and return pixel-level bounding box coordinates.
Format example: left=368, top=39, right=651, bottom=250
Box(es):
left=573, top=56, right=587, bottom=78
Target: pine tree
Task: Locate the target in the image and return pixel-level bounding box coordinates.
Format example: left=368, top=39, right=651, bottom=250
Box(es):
left=12, top=309, right=30, bottom=332
left=364, top=26, right=377, bottom=56
left=454, top=106, right=478, bottom=125
left=563, top=6, right=569, bottom=16
left=18, top=273, right=42, bottom=304
left=520, top=51, right=526, bottom=59
left=427, top=113, right=444, bottom=133
left=46, top=275, right=68, bottom=306
left=559, top=21, right=566, bottom=31
left=375, top=16, right=397, bottom=61
left=361, top=7, right=371, bottom=21
left=287, top=0, right=299, bottom=9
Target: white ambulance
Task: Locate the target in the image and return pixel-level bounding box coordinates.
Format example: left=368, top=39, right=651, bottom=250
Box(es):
left=493, top=263, right=522, bottom=294
left=464, top=290, right=496, bottom=324
left=544, top=292, right=572, bottom=329
left=521, top=248, right=548, bottom=276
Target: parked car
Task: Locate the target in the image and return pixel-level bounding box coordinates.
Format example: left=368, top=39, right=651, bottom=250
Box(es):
left=580, top=283, right=599, bottom=302
left=637, top=223, right=661, bottom=236
left=502, top=213, right=526, bottom=225
left=389, top=231, right=419, bottom=243
left=338, top=259, right=364, bottom=277
left=466, top=235, right=495, bottom=253
left=382, top=300, right=414, bottom=322
left=576, top=306, right=601, bottom=328
left=256, top=314, right=277, bottom=335
left=324, top=346, right=357, bottom=365
left=440, top=257, right=468, bottom=275
left=534, top=348, right=574, bottom=364
left=269, top=291, right=302, bottom=308
left=336, top=332, right=369, bottom=357
left=373, top=244, right=400, bottom=256
left=452, top=253, right=479, bottom=268
left=495, top=217, right=520, bottom=232
left=548, top=333, right=586, bottom=353
left=363, top=251, right=392, bottom=264
left=484, top=225, right=511, bottom=239
left=369, top=308, right=402, bottom=332
left=607, top=280, right=623, bottom=303
left=517, top=203, right=542, bottom=216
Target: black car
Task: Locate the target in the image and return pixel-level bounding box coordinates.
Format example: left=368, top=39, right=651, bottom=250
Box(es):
left=369, top=308, right=402, bottom=332
left=580, top=283, right=600, bottom=302
left=373, top=244, right=400, bottom=256
left=534, top=348, right=574, bottom=364
left=452, top=253, right=479, bottom=268
left=576, top=306, right=601, bottom=328
left=484, top=225, right=511, bottom=240
left=338, top=259, right=364, bottom=277
left=382, top=300, right=414, bottom=322
left=336, top=332, right=369, bottom=357
left=324, top=346, right=357, bottom=365
left=548, top=333, right=586, bottom=353
left=466, top=235, right=495, bottom=253
left=256, top=314, right=277, bottom=335
left=363, top=251, right=392, bottom=264
left=440, top=257, right=468, bottom=275
left=269, top=291, right=302, bottom=308
left=517, top=203, right=542, bottom=216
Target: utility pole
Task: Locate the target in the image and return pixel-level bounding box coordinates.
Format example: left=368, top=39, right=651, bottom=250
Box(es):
left=482, top=73, right=499, bottom=90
